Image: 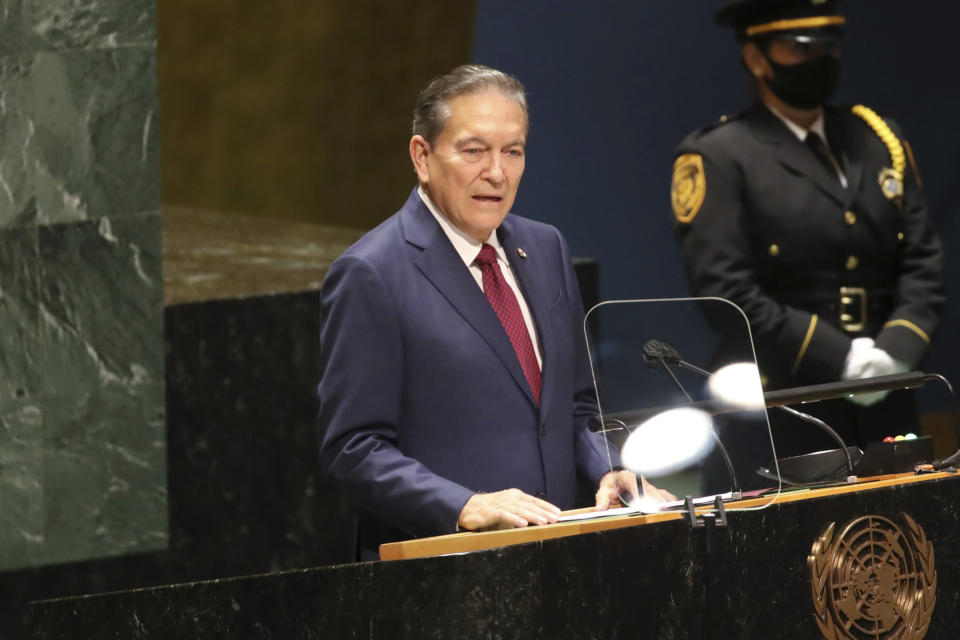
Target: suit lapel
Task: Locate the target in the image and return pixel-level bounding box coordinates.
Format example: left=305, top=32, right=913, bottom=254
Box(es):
left=500, top=220, right=554, bottom=413
left=399, top=190, right=538, bottom=407
left=825, top=108, right=863, bottom=210
left=750, top=106, right=847, bottom=206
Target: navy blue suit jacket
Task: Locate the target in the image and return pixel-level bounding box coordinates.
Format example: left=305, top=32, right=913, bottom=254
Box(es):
left=317, top=188, right=612, bottom=555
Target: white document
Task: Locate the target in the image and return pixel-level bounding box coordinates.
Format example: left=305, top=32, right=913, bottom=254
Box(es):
left=557, top=492, right=733, bottom=522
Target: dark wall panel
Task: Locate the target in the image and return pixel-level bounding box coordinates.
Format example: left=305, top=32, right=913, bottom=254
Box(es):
left=157, top=1, right=477, bottom=230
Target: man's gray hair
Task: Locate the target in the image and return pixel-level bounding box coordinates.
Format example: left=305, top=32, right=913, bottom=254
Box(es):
left=412, top=64, right=528, bottom=145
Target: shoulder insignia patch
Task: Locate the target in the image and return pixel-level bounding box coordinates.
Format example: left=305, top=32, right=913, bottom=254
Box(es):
left=672, top=153, right=706, bottom=223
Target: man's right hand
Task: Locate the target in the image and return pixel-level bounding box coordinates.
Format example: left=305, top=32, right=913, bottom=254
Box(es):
left=457, top=489, right=561, bottom=531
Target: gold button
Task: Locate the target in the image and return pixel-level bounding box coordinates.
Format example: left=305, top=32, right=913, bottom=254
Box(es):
left=846, top=255, right=859, bottom=270
left=720, top=114, right=728, bottom=122
left=844, top=211, right=856, bottom=225
left=769, top=244, right=780, bottom=257
left=898, top=232, right=904, bottom=241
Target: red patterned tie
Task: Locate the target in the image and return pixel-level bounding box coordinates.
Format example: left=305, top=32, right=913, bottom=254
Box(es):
left=475, top=243, right=541, bottom=404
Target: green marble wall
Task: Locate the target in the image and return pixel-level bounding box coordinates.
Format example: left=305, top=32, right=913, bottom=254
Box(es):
left=0, top=1, right=166, bottom=570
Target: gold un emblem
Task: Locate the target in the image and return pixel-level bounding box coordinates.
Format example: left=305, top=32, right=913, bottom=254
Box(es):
left=808, top=514, right=936, bottom=640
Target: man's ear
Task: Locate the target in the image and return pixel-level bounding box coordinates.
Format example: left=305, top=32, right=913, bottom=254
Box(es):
left=409, top=135, right=431, bottom=184
left=742, top=41, right=768, bottom=79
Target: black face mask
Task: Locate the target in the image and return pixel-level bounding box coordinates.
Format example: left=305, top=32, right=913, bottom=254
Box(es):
left=763, top=53, right=840, bottom=110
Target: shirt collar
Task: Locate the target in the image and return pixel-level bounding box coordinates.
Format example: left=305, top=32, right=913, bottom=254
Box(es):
left=765, top=103, right=828, bottom=144
left=417, top=185, right=504, bottom=267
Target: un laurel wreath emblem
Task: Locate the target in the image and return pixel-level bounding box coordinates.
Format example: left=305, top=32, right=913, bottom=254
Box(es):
left=808, top=514, right=936, bottom=640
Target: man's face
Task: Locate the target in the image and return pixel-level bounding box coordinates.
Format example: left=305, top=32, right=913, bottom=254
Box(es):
left=410, top=90, right=527, bottom=243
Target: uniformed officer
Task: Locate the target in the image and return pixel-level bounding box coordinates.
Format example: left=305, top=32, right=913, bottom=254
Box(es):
left=671, top=0, right=945, bottom=458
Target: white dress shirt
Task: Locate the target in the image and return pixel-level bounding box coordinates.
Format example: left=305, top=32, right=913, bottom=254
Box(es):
left=766, top=104, right=848, bottom=188
left=418, top=185, right=543, bottom=368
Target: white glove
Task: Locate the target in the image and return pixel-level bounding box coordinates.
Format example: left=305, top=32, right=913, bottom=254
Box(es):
left=843, top=341, right=909, bottom=406
left=841, top=337, right=876, bottom=381
left=860, top=347, right=909, bottom=379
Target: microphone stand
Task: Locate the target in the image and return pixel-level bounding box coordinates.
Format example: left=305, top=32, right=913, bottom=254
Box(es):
left=773, top=405, right=856, bottom=482
left=654, top=355, right=743, bottom=500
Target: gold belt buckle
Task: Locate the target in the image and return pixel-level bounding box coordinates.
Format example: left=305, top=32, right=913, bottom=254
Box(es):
left=839, top=286, right=866, bottom=332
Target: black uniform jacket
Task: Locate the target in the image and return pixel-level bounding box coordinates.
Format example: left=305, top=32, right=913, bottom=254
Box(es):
left=673, top=103, right=944, bottom=388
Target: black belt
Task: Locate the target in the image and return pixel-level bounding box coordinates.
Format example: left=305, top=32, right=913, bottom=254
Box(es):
left=777, top=287, right=894, bottom=334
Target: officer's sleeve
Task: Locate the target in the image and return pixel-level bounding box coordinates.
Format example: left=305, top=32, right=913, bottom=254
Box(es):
left=316, top=253, right=474, bottom=538
left=873, top=127, right=945, bottom=368
left=672, top=147, right=852, bottom=382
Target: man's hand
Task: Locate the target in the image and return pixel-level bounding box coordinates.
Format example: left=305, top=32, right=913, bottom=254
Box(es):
left=595, top=470, right=638, bottom=510
left=595, top=470, right=677, bottom=510
left=458, top=489, right=561, bottom=531
left=641, top=475, right=678, bottom=503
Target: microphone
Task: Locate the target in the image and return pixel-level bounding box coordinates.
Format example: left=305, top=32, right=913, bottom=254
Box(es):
left=633, top=340, right=742, bottom=497
left=642, top=339, right=682, bottom=367
left=643, top=339, right=712, bottom=377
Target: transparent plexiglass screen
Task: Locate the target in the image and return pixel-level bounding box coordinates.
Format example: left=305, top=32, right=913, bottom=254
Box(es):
left=584, top=298, right=781, bottom=511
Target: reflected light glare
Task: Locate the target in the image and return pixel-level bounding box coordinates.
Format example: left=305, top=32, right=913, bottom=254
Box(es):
left=620, top=407, right=716, bottom=477
left=708, top=362, right=765, bottom=410
left=624, top=494, right=666, bottom=513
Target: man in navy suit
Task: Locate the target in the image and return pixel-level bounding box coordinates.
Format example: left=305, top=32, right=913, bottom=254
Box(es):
left=318, top=65, right=669, bottom=559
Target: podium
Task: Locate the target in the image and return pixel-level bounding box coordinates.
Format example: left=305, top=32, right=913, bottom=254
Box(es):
left=32, top=471, right=960, bottom=639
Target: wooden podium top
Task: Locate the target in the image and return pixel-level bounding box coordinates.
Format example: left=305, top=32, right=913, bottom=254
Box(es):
left=379, top=471, right=957, bottom=561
